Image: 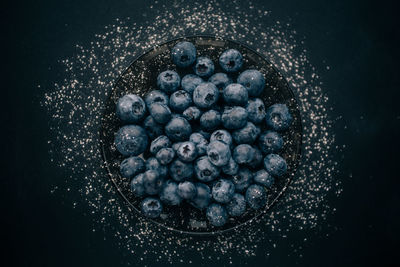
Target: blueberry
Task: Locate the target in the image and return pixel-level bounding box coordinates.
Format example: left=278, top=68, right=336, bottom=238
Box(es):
left=208, top=72, right=232, bottom=91
left=181, top=74, right=203, bottom=94
left=178, top=181, right=197, bottom=200
left=177, top=141, right=198, bottom=162
left=116, top=94, right=146, bottom=123
left=169, top=159, right=194, bottom=182
left=265, top=104, right=293, bottom=131
left=258, top=130, right=283, bottom=154
left=233, top=144, right=254, bottom=165
left=237, top=69, right=265, bottom=97
left=210, top=129, right=233, bottom=148
left=114, top=125, right=148, bottom=156
left=212, top=179, right=235, bottom=203
left=193, top=82, right=219, bottom=109
left=200, top=110, right=221, bottom=131
left=183, top=106, right=202, bottom=121
left=194, top=156, right=220, bottom=182
left=194, top=56, right=214, bottom=77
left=169, top=90, right=192, bottom=112
left=223, top=83, right=248, bottom=106
left=232, top=168, right=253, bottom=192
left=149, top=103, right=172, bottom=125
left=206, top=203, right=228, bottom=227
left=248, top=147, right=263, bottom=169
left=189, top=183, right=211, bottom=210
left=160, top=180, right=182, bottom=205
left=130, top=173, right=146, bottom=197
left=197, top=129, right=211, bottom=140
left=245, top=184, right=267, bottom=210
left=146, top=157, right=168, bottom=178
left=254, top=169, right=274, bottom=188
left=120, top=156, right=145, bottom=178
left=226, top=193, right=246, bottom=217
left=143, top=170, right=163, bottom=195
left=263, top=154, right=288, bottom=177
left=246, top=98, right=266, bottom=124
left=172, top=142, right=183, bottom=152
left=222, top=157, right=239, bottom=176
left=143, top=115, right=163, bottom=140
left=150, top=135, right=171, bottom=155
left=207, top=141, right=231, bottom=167
left=232, top=122, right=260, bottom=144
left=156, top=147, right=175, bottom=165
left=189, top=133, right=208, bottom=156
left=221, top=106, right=247, bottom=130
left=171, top=41, right=197, bottom=68
left=157, top=70, right=181, bottom=94
left=219, top=49, right=243, bottom=73
left=140, top=197, right=163, bottom=218
left=144, top=90, right=169, bottom=108
left=165, top=116, right=192, bottom=142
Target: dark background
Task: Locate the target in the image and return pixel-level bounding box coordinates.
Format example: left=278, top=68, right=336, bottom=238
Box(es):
left=2, top=0, right=399, bottom=266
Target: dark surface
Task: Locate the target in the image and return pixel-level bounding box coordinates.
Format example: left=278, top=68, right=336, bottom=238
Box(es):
left=2, top=0, right=399, bottom=266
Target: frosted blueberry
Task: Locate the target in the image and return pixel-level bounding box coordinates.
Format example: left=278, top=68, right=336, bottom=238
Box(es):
left=171, top=41, right=196, bottom=68
left=177, top=141, right=198, bottom=162
left=114, top=125, right=148, bottom=156
left=237, top=69, right=265, bottom=97
left=247, top=147, right=263, bottom=169
left=208, top=72, right=232, bottom=91
left=178, top=181, right=197, bottom=200
left=116, top=94, right=146, bottom=123
left=232, top=168, right=253, bottom=192
left=232, top=122, right=260, bottom=144
left=245, top=184, right=267, bottom=210
left=212, top=179, right=235, bottom=203
left=265, top=104, right=293, bottom=131
left=150, top=135, right=171, bottom=155
left=157, top=70, right=181, bottom=94
left=221, top=106, right=247, bottom=130
left=206, top=203, right=228, bottom=227
left=149, top=103, right=172, bottom=124
left=165, top=116, right=192, bottom=142
left=226, top=193, right=246, bottom=217
left=156, top=147, right=175, bottom=165
left=194, top=156, right=220, bottom=182
left=223, top=83, right=248, bottom=106
left=120, top=156, right=145, bottom=179
left=169, top=90, right=192, bottom=112
left=183, top=106, right=202, bottom=121
left=130, top=173, right=146, bottom=197
left=207, top=141, right=231, bottom=167
left=233, top=144, right=254, bottom=165
left=146, top=157, right=168, bottom=178
left=200, top=110, right=221, bottom=131
left=160, top=180, right=182, bottom=205
left=219, top=49, right=243, bottom=73
left=254, top=169, right=275, bottom=188
left=144, top=90, right=169, bottom=108
left=169, top=159, right=194, bottom=182
left=143, top=170, right=163, bottom=195
left=263, top=154, right=288, bottom=177
left=246, top=98, right=266, bottom=124
left=141, top=197, right=162, bottom=218
left=181, top=74, right=203, bottom=94
left=258, top=130, right=283, bottom=154
left=210, top=129, right=233, bottom=148
left=194, top=56, right=215, bottom=77
left=193, top=82, right=219, bottom=109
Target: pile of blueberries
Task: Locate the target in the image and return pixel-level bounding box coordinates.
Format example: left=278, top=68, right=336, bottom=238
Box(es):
left=114, top=41, right=293, bottom=227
